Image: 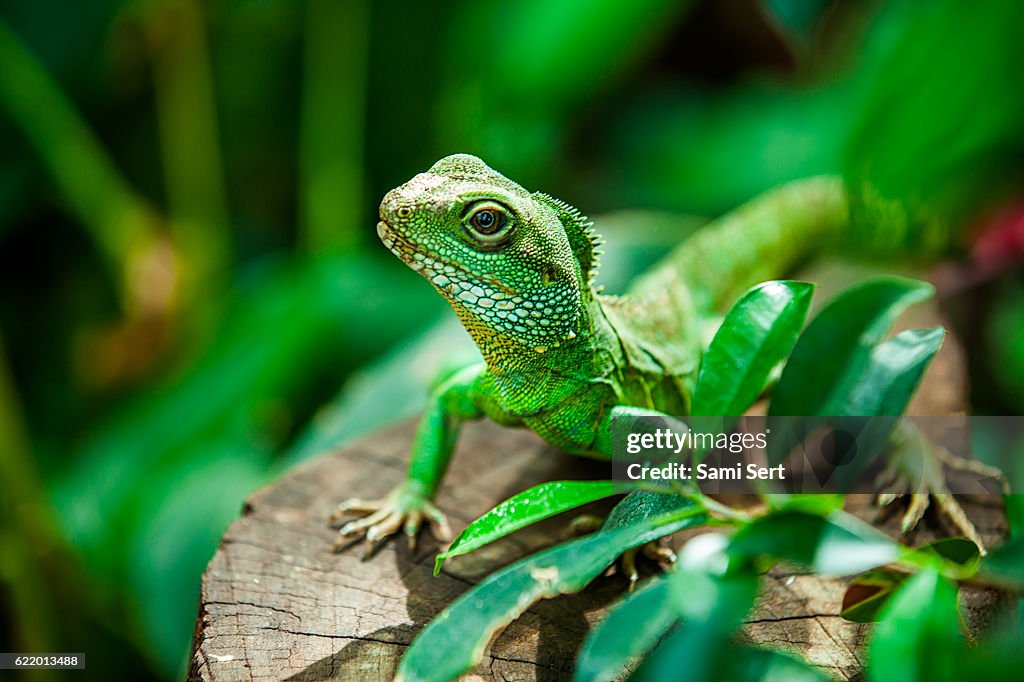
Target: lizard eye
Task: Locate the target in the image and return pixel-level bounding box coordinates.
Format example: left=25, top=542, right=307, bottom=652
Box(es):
left=465, top=202, right=514, bottom=245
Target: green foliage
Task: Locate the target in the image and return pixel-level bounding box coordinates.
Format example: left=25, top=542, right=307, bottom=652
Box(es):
left=845, top=0, right=1024, bottom=223
left=574, top=577, right=675, bottom=682
left=866, top=569, right=963, bottom=682
left=978, top=535, right=1024, bottom=592
left=630, top=534, right=759, bottom=682
left=691, top=280, right=813, bottom=416
left=401, top=273, right=1023, bottom=680
left=770, top=276, right=933, bottom=417
left=842, top=539, right=979, bottom=624
left=768, top=277, right=940, bottom=467
left=1, top=0, right=1022, bottom=678
left=841, top=569, right=908, bottom=623
left=843, top=327, right=944, bottom=415
left=987, top=282, right=1024, bottom=414
left=729, top=510, right=899, bottom=576
left=397, top=494, right=706, bottom=682
left=1008, top=496, right=1024, bottom=538
left=434, top=480, right=620, bottom=574
left=920, top=538, right=982, bottom=571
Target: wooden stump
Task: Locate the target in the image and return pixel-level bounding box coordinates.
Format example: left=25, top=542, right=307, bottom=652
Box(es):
left=188, top=419, right=631, bottom=681
left=188, top=264, right=1008, bottom=681
left=187, top=417, right=1007, bottom=682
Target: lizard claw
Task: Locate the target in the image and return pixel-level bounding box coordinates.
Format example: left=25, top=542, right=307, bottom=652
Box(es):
left=604, top=539, right=677, bottom=589
left=874, top=423, right=1006, bottom=554
left=572, top=514, right=676, bottom=588
left=330, top=487, right=452, bottom=555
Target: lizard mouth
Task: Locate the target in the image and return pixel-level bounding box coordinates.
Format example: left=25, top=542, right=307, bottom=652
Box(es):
left=377, top=220, right=446, bottom=279
left=377, top=220, right=419, bottom=265
left=376, top=220, right=516, bottom=298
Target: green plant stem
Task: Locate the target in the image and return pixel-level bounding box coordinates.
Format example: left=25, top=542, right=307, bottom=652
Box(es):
left=147, top=0, right=231, bottom=294
left=299, top=0, right=369, bottom=253
left=633, top=482, right=753, bottom=523
left=696, top=494, right=753, bottom=522
left=0, top=18, right=164, bottom=307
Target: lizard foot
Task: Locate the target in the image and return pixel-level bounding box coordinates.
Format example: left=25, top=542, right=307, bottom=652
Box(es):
left=875, top=423, right=1008, bottom=555
left=329, top=486, right=453, bottom=556
left=605, top=540, right=677, bottom=590
left=568, top=513, right=676, bottom=588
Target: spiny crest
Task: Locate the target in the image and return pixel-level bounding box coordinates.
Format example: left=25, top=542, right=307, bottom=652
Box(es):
left=534, top=192, right=603, bottom=285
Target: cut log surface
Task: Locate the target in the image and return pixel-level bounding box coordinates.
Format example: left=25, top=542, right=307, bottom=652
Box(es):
left=188, top=422, right=1006, bottom=682
left=189, top=267, right=1008, bottom=682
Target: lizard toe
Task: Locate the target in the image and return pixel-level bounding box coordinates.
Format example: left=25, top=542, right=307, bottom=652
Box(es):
left=422, top=501, right=453, bottom=542
left=337, top=507, right=391, bottom=536
left=330, top=496, right=386, bottom=528
left=899, top=493, right=930, bottom=534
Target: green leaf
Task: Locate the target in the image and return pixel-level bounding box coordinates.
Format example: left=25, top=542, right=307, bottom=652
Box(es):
left=803, top=330, right=943, bottom=491
left=574, top=577, right=675, bottom=682
left=866, top=569, right=963, bottom=682
left=769, top=276, right=933, bottom=417
left=435, top=480, right=620, bottom=574
left=729, top=510, right=900, bottom=576
left=397, top=493, right=706, bottom=682
left=841, top=568, right=908, bottom=623
left=842, top=327, right=945, bottom=416
left=692, top=280, right=814, bottom=416
left=765, top=493, right=845, bottom=516
left=1007, top=494, right=1024, bottom=539
left=845, top=0, right=1024, bottom=223
left=720, top=647, right=832, bottom=682
left=631, top=534, right=759, bottom=682
left=978, top=535, right=1024, bottom=592
left=920, top=537, right=981, bottom=571
left=767, top=276, right=935, bottom=465
left=842, top=538, right=978, bottom=624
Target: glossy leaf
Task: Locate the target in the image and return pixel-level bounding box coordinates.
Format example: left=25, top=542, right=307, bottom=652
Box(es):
left=767, top=276, right=935, bottom=465
left=631, top=534, right=759, bottom=682
left=692, top=280, right=814, bottom=416
left=1007, top=494, right=1024, bottom=539
left=866, top=569, right=963, bottom=682
left=978, top=535, right=1024, bottom=592
left=841, top=568, right=907, bottom=623
left=574, top=577, right=675, bottom=682
left=769, top=276, right=933, bottom=416
left=435, top=480, right=620, bottom=574
left=843, top=537, right=981, bottom=624
left=842, top=327, right=945, bottom=416
left=720, top=647, right=832, bottom=682
left=729, top=510, right=899, bottom=576
left=397, top=493, right=706, bottom=682
left=920, top=537, right=981, bottom=571
left=764, top=493, right=845, bottom=516
left=797, top=330, right=943, bottom=490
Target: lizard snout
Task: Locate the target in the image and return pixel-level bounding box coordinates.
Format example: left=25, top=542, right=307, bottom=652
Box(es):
left=379, top=189, right=412, bottom=226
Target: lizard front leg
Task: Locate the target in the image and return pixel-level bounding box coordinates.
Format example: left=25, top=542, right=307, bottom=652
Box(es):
left=330, top=363, right=485, bottom=553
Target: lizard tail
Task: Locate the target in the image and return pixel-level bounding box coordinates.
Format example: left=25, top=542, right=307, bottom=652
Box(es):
left=627, top=176, right=952, bottom=315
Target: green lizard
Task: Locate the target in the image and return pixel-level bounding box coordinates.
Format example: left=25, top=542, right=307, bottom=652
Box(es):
left=330, top=153, right=978, bottom=552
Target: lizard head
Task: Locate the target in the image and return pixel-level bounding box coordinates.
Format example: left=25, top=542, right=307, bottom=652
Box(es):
left=377, top=153, right=600, bottom=354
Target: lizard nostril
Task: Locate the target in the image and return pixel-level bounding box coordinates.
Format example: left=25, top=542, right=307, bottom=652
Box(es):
left=397, top=206, right=412, bottom=219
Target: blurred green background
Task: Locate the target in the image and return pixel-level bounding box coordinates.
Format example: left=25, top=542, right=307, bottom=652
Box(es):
left=1, top=0, right=1022, bottom=678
